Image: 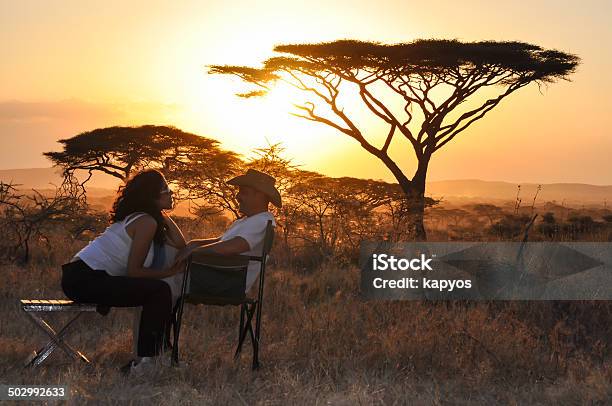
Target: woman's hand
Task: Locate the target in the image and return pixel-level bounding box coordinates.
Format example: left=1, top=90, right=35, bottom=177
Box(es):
left=173, top=244, right=196, bottom=265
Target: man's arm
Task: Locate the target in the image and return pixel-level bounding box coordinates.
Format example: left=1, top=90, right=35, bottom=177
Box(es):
left=187, top=237, right=222, bottom=247
left=193, top=237, right=249, bottom=255
left=174, top=236, right=249, bottom=263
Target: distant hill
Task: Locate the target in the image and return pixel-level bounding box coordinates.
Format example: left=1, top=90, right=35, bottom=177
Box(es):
left=0, top=167, right=120, bottom=193
left=0, top=167, right=196, bottom=215
left=2, top=167, right=611, bottom=206
left=426, top=179, right=612, bottom=206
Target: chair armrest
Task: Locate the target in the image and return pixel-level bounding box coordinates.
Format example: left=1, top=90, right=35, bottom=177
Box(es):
left=190, top=250, right=265, bottom=266
left=190, top=251, right=251, bottom=267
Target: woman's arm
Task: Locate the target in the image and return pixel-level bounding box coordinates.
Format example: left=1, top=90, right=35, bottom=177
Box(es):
left=162, top=212, right=187, bottom=249
left=126, top=215, right=186, bottom=279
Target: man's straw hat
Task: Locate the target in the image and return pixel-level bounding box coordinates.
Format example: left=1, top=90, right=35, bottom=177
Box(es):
left=227, top=169, right=282, bottom=208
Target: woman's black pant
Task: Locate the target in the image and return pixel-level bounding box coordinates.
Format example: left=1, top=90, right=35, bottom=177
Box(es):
left=61, top=260, right=172, bottom=357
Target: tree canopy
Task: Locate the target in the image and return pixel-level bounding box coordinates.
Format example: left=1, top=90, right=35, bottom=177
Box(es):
left=44, top=125, right=239, bottom=183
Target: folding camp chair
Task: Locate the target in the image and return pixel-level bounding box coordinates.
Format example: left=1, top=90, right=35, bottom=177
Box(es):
left=171, top=220, right=274, bottom=370
left=20, top=299, right=109, bottom=367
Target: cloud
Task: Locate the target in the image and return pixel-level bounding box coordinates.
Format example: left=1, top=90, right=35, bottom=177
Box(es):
left=0, top=99, right=181, bottom=122
left=0, top=98, right=184, bottom=169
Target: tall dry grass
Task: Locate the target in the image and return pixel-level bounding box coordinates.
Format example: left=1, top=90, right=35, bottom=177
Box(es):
left=0, top=213, right=610, bottom=404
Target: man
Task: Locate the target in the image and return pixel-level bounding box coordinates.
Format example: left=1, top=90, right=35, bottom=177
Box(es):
left=174, top=168, right=280, bottom=291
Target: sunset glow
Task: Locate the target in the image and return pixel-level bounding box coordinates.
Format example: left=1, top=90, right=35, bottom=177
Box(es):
left=1, top=0, right=611, bottom=184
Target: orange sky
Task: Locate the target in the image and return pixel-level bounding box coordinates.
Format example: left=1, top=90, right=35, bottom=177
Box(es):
left=1, top=0, right=611, bottom=184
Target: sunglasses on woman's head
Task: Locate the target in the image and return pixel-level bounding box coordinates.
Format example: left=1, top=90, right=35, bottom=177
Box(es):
left=160, top=185, right=172, bottom=194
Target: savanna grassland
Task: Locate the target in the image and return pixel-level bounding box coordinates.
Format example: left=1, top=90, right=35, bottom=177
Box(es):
left=1, top=203, right=611, bottom=405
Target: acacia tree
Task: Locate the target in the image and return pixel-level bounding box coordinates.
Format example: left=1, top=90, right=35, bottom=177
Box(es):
left=246, top=142, right=299, bottom=196
left=244, top=143, right=305, bottom=259
left=179, top=142, right=300, bottom=219
left=209, top=39, right=579, bottom=240
left=44, top=125, right=238, bottom=183
left=286, top=175, right=434, bottom=260
left=44, top=125, right=242, bottom=212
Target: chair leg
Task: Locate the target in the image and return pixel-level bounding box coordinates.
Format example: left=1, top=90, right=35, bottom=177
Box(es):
left=250, top=324, right=259, bottom=370
left=234, top=303, right=256, bottom=360
left=234, top=304, right=247, bottom=359
left=238, top=304, right=245, bottom=343
left=172, top=260, right=191, bottom=367
left=171, top=300, right=183, bottom=366
left=24, top=311, right=90, bottom=367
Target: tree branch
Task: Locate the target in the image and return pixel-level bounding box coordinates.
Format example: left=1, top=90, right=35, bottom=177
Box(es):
left=434, top=81, right=529, bottom=151
left=382, top=124, right=396, bottom=154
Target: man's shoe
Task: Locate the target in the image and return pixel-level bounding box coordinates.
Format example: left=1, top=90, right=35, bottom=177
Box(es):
left=120, top=359, right=138, bottom=376
left=121, top=356, right=169, bottom=376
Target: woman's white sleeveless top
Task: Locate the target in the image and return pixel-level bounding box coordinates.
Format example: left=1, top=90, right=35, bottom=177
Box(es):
left=75, top=213, right=154, bottom=276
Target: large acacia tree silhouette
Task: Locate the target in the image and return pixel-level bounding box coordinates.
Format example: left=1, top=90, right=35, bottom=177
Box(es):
left=209, top=39, right=579, bottom=240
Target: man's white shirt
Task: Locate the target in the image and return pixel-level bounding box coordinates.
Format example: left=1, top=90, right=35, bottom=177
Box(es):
left=220, top=211, right=276, bottom=291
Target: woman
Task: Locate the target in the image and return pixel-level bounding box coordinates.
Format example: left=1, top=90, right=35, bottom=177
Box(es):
left=61, top=169, right=186, bottom=373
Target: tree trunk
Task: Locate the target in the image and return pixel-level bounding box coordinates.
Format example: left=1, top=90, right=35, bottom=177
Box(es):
left=21, top=229, right=31, bottom=264
left=402, top=156, right=430, bottom=241
left=317, top=214, right=328, bottom=259
left=374, top=150, right=428, bottom=240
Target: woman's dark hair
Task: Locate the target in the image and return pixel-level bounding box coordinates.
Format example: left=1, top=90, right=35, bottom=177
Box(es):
left=110, top=169, right=167, bottom=244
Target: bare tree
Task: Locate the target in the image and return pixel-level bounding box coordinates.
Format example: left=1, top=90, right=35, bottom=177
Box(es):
left=471, top=203, right=505, bottom=226
left=0, top=174, right=89, bottom=263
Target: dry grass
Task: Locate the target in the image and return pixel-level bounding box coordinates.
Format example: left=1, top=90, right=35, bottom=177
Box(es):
left=1, top=248, right=611, bottom=405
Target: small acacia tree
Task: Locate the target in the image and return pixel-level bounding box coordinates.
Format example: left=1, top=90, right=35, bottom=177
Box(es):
left=44, top=125, right=242, bottom=212
left=46, top=125, right=215, bottom=180
left=209, top=39, right=579, bottom=240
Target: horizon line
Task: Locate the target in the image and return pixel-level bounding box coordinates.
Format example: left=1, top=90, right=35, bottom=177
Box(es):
left=1, top=166, right=612, bottom=188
